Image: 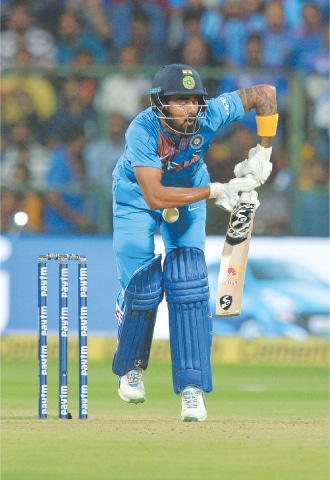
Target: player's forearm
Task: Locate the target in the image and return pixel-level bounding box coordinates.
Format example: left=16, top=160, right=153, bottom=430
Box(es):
left=237, top=85, right=278, bottom=148
left=237, top=85, right=277, bottom=116
left=142, top=185, right=211, bottom=210
left=135, top=166, right=212, bottom=210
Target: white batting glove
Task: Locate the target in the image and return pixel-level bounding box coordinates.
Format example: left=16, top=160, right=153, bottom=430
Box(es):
left=234, top=144, right=273, bottom=187
left=248, top=190, right=260, bottom=209
left=209, top=177, right=257, bottom=212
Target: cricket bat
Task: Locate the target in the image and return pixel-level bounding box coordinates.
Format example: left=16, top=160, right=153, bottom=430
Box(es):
left=216, top=190, right=257, bottom=316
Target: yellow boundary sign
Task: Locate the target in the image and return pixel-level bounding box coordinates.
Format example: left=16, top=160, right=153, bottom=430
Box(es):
left=1, top=335, right=329, bottom=366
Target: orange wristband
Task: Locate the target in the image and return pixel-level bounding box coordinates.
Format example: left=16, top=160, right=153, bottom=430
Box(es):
left=256, top=114, right=279, bottom=137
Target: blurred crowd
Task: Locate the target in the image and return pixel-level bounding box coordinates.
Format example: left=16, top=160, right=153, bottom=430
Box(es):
left=0, top=0, right=329, bottom=236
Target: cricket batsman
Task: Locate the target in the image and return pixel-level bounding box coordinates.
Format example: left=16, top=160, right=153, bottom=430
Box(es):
left=112, top=63, right=278, bottom=421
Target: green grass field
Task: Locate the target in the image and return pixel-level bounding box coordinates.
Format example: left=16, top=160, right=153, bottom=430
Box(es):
left=1, top=359, right=329, bottom=480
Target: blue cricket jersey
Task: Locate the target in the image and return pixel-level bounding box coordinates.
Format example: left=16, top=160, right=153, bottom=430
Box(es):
left=113, top=91, right=245, bottom=191
left=112, top=91, right=246, bottom=287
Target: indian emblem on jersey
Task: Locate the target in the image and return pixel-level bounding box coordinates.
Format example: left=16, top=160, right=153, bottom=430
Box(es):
left=182, top=76, right=195, bottom=90
left=190, top=135, right=204, bottom=149
left=226, top=201, right=255, bottom=246
left=220, top=295, right=233, bottom=311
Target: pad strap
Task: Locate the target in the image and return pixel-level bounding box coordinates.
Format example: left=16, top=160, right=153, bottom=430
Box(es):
left=112, top=255, right=164, bottom=376
left=164, top=247, right=213, bottom=394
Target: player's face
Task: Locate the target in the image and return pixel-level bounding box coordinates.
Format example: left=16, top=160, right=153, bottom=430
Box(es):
left=166, top=95, right=200, bottom=134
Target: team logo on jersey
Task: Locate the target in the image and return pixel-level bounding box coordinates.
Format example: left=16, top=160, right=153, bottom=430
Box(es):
left=220, top=96, right=230, bottom=115
left=190, top=135, right=204, bottom=149
left=182, top=76, right=195, bottom=90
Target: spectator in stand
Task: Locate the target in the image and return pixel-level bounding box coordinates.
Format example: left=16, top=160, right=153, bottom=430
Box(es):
left=295, top=143, right=329, bottom=236
left=1, top=48, right=57, bottom=141
left=197, top=1, right=223, bottom=51
left=291, top=3, right=326, bottom=72
left=241, top=33, right=263, bottom=68
left=0, top=2, right=57, bottom=70
left=177, top=32, right=215, bottom=67
left=127, top=9, right=169, bottom=65
left=169, top=3, right=219, bottom=65
left=84, top=111, right=127, bottom=198
left=44, top=127, right=96, bottom=234
left=58, top=0, right=117, bottom=62
left=110, top=0, right=167, bottom=55
left=93, top=44, right=151, bottom=122
left=55, top=9, right=107, bottom=66
left=0, top=125, right=10, bottom=164
left=1, top=120, right=50, bottom=187
left=166, top=0, right=186, bottom=52
left=311, top=24, right=330, bottom=78
left=46, top=76, right=99, bottom=145
left=270, top=148, right=292, bottom=193
left=298, top=145, right=329, bottom=192
left=1, top=164, right=44, bottom=234
left=30, top=0, right=64, bottom=37
left=138, top=0, right=168, bottom=48
left=258, top=0, right=294, bottom=69
left=243, top=0, right=266, bottom=34
left=84, top=111, right=127, bottom=232
left=2, top=89, right=46, bottom=143
left=282, top=0, right=304, bottom=29
left=167, top=0, right=222, bottom=57
left=295, top=18, right=329, bottom=163
left=182, top=4, right=206, bottom=38
left=312, top=85, right=329, bottom=166
left=214, top=0, right=246, bottom=67
left=70, top=48, right=99, bottom=108
left=76, top=0, right=113, bottom=60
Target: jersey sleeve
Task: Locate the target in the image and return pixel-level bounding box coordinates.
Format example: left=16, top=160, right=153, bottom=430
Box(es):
left=204, top=91, right=246, bottom=131
left=125, top=117, right=162, bottom=170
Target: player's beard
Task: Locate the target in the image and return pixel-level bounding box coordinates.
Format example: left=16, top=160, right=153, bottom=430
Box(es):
left=165, top=115, right=199, bottom=136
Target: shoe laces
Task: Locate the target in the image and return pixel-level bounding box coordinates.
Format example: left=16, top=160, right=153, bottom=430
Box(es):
left=126, top=369, right=142, bottom=387
left=182, top=387, right=202, bottom=409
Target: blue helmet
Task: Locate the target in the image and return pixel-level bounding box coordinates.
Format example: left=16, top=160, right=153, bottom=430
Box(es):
left=149, top=63, right=208, bottom=97
left=149, top=64, right=208, bottom=135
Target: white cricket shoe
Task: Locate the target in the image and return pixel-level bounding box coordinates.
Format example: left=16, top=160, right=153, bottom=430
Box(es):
left=181, top=385, right=207, bottom=422
left=118, top=368, right=146, bottom=404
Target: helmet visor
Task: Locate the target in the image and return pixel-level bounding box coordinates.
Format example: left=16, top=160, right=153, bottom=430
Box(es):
left=151, top=94, right=207, bottom=136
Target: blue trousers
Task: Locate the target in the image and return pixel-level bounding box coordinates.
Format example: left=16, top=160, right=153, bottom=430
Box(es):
left=112, top=163, right=210, bottom=288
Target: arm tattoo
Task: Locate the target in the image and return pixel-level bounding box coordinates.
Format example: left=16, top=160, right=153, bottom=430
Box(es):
left=237, top=86, right=277, bottom=116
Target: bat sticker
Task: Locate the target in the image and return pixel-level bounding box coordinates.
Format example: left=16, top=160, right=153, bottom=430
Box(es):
left=226, top=266, right=240, bottom=278
left=220, top=295, right=233, bottom=310
left=226, top=202, right=255, bottom=246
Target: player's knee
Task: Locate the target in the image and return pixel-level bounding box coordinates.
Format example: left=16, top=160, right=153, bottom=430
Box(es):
left=164, top=247, right=209, bottom=304
left=126, top=254, right=164, bottom=310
